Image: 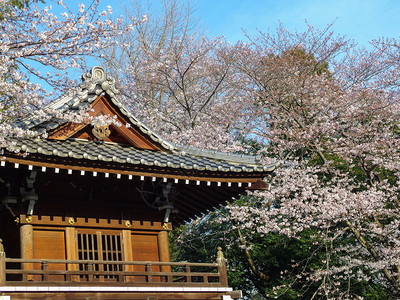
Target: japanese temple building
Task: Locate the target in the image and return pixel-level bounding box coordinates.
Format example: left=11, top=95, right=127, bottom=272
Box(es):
left=0, top=67, right=274, bottom=299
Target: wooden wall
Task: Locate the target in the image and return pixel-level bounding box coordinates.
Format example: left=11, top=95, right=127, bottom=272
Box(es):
left=32, top=228, right=66, bottom=280
left=132, top=233, right=160, bottom=262
left=20, top=225, right=168, bottom=282
left=33, top=229, right=66, bottom=260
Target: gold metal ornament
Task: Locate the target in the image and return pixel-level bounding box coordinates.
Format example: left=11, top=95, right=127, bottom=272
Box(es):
left=25, top=216, right=32, bottom=223
left=68, top=217, right=75, bottom=225
left=92, top=125, right=111, bottom=140
left=125, top=221, right=132, bottom=228
left=162, top=223, right=170, bottom=230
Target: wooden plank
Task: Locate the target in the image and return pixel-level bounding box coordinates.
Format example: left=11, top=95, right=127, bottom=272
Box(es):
left=33, top=229, right=66, bottom=281
left=5, top=269, right=220, bottom=277
left=33, top=230, right=66, bottom=260
left=65, top=227, right=78, bottom=281
left=132, top=234, right=160, bottom=282
left=47, top=122, right=86, bottom=140
left=122, top=230, right=134, bottom=282
left=5, top=258, right=218, bottom=267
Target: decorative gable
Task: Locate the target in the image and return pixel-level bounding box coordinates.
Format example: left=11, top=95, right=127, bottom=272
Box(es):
left=47, top=95, right=161, bottom=150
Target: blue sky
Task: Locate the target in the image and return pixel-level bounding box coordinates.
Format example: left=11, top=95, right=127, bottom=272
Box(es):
left=61, top=0, right=400, bottom=46
left=189, top=0, right=399, bottom=46
left=31, top=0, right=400, bottom=88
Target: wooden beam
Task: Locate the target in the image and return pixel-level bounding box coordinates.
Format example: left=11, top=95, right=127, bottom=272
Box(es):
left=4, top=157, right=264, bottom=183
left=65, top=227, right=78, bottom=281
left=166, top=205, right=194, bottom=223
left=173, top=202, right=204, bottom=221
left=19, top=214, right=168, bottom=231
left=122, top=230, right=133, bottom=262
left=246, top=179, right=269, bottom=190
left=177, top=188, right=220, bottom=218
left=196, top=186, right=242, bottom=205
left=158, top=230, right=171, bottom=275
left=176, top=190, right=211, bottom=212
left=122, top=230, right=134, bottom=282
left=165, top=208, right=192, bottom=224
left=182, top=186, right=223, bottom=208
left=180, top=188, right=217, bottom=208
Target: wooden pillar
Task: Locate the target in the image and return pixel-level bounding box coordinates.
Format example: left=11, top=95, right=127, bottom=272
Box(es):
left=158, top=230, right=170, bottom=274
left=20, top=224, right=33, bottom=281
left=20, top=224, right=33, bottom=259
left=217, top=247, right=228, bottom=287
left=158, top=230, right=170, bottom=262
left=122, top=230, right=133, bottom=282
left=65, top=227, right=78, bottom=281
left=0, top=250, right=5, bottom=285
left=122, top=230, right=133, bottom=261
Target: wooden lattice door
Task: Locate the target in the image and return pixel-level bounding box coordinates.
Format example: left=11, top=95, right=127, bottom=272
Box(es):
left=76, top=230, right=123, bottom=281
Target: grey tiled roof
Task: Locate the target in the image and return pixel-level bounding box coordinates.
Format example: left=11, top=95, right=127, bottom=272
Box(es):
left=11, top=66, right=277, bottom=174
left=12, top=138, right=275, bottom=173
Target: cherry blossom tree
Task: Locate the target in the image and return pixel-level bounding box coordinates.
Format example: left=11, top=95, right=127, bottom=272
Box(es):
left=0, top=0, right=132, bottom=149
left=11, top=1, right=394, bottom=295
left=223, top=24, right=400, bottom=298
left=100, top=10, right=400, bottom=296
left=99, top=0, right=254, bottom=151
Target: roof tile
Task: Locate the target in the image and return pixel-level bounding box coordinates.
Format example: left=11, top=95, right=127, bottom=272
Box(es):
left=10, top=66, right=278, bottom=175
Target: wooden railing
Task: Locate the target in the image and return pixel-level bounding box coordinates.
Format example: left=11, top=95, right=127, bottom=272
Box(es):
left=0, top=248, right=228, bottom=287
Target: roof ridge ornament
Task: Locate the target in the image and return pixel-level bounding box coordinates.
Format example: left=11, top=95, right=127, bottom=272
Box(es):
left=81, top=66, right=119, bottom=98
left=91, top=66, right=106, bottom=81
left=82, top=66, right=106, bottom=82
